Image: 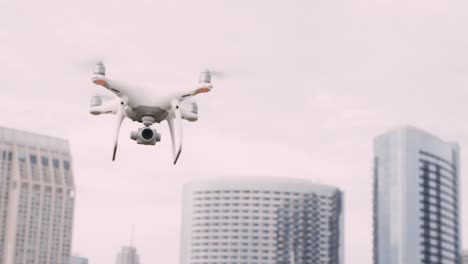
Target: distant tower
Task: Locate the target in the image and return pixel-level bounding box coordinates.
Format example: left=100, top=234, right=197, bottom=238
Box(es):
left=116, top=246, right=140, bottom=264
left=0, top=127, right=75, bottom=264
left=70, top=256, right=88, bottom=264
left=373, top=126, right=461, bottom=264
left=180, top=178, right=344, bottom=264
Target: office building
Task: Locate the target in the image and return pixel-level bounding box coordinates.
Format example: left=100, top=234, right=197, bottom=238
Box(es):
left=373, top=126, right=461, bottom=264
left=71, top=256, right=88, bottom=264
left=0, top=127, right=75, bottom=264
left=116, top=246, right=140, bottom=264
left=180, top=178, right=344, bottom=264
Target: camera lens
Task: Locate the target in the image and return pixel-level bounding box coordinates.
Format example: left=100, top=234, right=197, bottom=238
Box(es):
left=141, top=128, right=154, bottom=140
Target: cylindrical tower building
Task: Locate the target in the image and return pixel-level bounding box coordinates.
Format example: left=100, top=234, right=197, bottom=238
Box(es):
left=180, top=178, right=343, bottom=264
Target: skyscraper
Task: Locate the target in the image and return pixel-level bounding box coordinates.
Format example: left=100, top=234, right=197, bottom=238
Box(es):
left=0, top=127, right=75, bottom=264
left=373, top=126, right=461, bottom=264
left=70, top=256, right=88, bottom=264
left=116, top=246, right=140, bottom=264
left=180, top=178, right=344, bottom=264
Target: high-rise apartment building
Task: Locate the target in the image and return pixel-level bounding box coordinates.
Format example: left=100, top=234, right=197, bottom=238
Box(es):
left=0, top=127, right=75, bottom=264
left=373, top=126, right=461, bottom=264
left=116, top=246, right=140, bottom=264
left=180, top=178, right=344, bottom=264
left=70, top=256, right=88, bottom=264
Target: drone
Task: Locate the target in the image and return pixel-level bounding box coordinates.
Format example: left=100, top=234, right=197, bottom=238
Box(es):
left=89, top=62, right=213, bottom=164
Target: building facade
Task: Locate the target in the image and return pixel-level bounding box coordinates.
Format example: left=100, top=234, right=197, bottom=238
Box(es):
left=0, top=127, right=75, bottom=264
left=116, top=246, right=140, bottom=264
left=373, top=126, right=461, bottom=264
left=70, top=256, right=88, bottom=264
left=180, top=178, right=344, bottom=264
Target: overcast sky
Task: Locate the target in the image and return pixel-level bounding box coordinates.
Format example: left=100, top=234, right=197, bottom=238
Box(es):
left=1, top=0, right=468, bottom=263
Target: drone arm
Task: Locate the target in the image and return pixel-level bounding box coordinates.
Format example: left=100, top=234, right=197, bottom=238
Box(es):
left=92, top=75, right=125, bottom=97
left=167, top=99, right=183, bottom=164
left=191, top=82, right=213, bottom=96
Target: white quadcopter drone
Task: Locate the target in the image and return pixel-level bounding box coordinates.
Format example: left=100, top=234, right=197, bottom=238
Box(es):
left=89, top=62, right=213, bottom=164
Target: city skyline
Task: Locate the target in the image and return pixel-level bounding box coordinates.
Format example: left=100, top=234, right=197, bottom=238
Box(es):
left=0, top=124, right=463, bottom=264
left=1, top=0, right=468, bottom=263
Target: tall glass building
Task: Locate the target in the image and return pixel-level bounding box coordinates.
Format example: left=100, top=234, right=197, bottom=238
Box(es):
left=180, top=178, right=344, bottom=264
left=373, top=126, right=461, bottom=264
left=0, top=127, right=75, bottom=264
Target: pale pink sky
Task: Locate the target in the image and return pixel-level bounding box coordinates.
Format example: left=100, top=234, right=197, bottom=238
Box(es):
left=1, top=0, right=468, bottom=263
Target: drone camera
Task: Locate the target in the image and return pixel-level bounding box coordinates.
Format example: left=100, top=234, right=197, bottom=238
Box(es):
left=130, top=128, right=161, bottom=145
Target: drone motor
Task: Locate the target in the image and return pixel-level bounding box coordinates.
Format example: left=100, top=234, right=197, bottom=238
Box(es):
left=90, top=95, right=102, bottom=107
left=180, top=101, right=198, bottom=122
left=199, top=70, right=211, bottom=83
left=94, top=62, right=106, bottom=76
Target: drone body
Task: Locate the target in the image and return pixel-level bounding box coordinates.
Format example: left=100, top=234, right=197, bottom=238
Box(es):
left=89, top=62, right=213, bottom=164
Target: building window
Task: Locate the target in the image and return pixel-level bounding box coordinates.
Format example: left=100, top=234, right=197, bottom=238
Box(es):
left=30, top=155, right=37, bottom=164
left=18, top=152, right=26, bottom=162
left=41, top=157, right=49, bottom=166
left=63, top=161, right=70, bottom=170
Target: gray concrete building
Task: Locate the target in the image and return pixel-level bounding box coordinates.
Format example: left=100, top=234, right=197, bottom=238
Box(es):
left=373, top=126, right=461, bottom=264
left=180, top=178, right=344, bottom=264
left=0, top=127, right=75, bottom=264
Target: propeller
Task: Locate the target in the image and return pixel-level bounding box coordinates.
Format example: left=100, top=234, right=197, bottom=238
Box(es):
left=205, top=69, right=226, bottom=78
left=199, top=68, right=227, bottom=82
